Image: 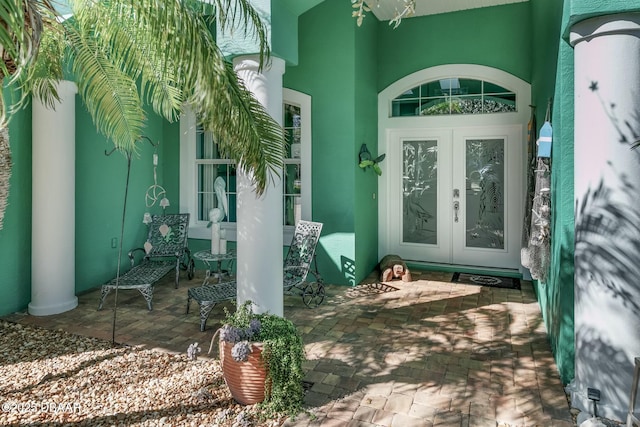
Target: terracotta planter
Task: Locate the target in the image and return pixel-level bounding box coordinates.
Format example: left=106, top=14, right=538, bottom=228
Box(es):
left=219, top=340, right=268, bottom=405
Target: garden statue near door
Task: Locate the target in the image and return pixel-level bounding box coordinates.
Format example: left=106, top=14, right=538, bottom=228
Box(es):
left=208, top=177, right=228, bottom=254
left=378, top=254, right=412, bottom=282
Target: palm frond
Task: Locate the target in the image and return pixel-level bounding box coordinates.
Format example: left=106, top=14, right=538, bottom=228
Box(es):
left=73, top=0, right=283, bottom=193
left=0, top=1, right=23, bottom=79
left=0, top=0, right=58, bottom=123
left=211, top=0, right=271, bottom=69
left=183, top=23, right=285, bottom=194
left=72, top=0, right=184, bottom=122
left=196, top=64, right=286, bottom=193
left=64, top=17, right=145, bottom=154
left=5, top=0, right=283, bottom=192
left=13, top=22, right=64, bottom=113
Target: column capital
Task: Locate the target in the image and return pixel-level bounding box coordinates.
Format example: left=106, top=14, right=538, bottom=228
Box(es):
left=232, top=55, right=286, bottom=77
left=57, top=79, right=78, bottom=96
left=570, top=12, right=640, bottom=46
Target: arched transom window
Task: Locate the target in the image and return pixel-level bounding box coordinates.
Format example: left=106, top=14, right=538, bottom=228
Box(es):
left=391, top=78, right=516, bottom=117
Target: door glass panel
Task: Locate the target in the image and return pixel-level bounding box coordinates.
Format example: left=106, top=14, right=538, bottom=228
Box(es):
left=403, top=140, right=438, bottom=244
left=465, top=138, right=505, bottom=249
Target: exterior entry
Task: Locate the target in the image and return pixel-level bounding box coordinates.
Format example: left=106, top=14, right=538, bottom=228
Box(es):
left=378, top=65, right=531, bottom=271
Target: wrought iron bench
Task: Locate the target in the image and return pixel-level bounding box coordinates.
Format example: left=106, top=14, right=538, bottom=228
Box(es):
left=186, top=281, right=237, bottom=331
left=98, top=213, right=194, bottom=311
left=185, top=220, right=325, bottom=330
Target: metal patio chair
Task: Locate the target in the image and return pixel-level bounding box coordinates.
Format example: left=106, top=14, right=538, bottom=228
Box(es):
left=98, top=213, right=194, bottom=311
left=185, top=220, right=325, bottom=331
left=283, top=220, right=326, bottom=308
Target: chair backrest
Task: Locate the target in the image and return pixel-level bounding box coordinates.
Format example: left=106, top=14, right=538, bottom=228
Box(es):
left=145, top=213, right=190, bottom=258
left=283, top=220, right=323, bottom=282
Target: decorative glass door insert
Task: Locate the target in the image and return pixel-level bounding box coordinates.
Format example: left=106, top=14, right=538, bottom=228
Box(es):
left=386, top=125, right=522, bottom=270
left=402, top=140, right=438, bottom=245
left=464, top=138, right=505, bottom=250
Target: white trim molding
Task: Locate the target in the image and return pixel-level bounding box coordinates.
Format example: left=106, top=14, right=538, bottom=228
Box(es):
left=377, top=64, right=531, bottom=267
left=179, top=89, right=313, bottom=244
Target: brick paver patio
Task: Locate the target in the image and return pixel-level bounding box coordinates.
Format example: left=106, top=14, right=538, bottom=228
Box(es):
left=2, top=269, right=574, bottom=426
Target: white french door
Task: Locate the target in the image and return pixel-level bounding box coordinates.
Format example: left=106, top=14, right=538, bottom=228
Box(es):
left=384, top=125, right=523, bottom=269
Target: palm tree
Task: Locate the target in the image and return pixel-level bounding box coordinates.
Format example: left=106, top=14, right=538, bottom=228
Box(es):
left=1, top=0, right=58, bottom=229
left=0, top=0, right=285, bottom=228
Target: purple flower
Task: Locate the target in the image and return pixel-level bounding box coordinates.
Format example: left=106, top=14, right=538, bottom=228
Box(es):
left=231, top=341, right=252, bottom=362
left=248, top=319, right=261, bottom=336
left=220, top=325, right=242, bottom=343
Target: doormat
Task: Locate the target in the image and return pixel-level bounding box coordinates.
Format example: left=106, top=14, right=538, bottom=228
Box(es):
left=451, top=272, right=521, bottom=290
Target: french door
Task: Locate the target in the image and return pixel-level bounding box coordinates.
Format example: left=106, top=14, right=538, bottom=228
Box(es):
left=384, top=125, right=523, bottom=269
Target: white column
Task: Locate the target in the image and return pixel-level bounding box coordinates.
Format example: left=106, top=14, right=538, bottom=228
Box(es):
left=29, top=80, right=78, bottom=315
left=570, top=13, right=640, bottom=422
left=233, top=55, right=285, bottom=316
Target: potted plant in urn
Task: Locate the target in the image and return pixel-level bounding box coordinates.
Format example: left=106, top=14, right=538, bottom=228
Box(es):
left=209, top=301, right=306, bottom=417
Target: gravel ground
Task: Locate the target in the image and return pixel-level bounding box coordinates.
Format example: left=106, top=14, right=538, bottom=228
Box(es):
left=0, top=320, right=287, bottom=427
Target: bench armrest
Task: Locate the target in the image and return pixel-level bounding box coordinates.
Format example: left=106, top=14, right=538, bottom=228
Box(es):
left=128, top=247, right=146, bottom=267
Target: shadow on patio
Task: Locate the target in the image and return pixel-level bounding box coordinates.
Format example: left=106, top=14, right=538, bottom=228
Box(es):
left=2, top=269, right=574, bottom=426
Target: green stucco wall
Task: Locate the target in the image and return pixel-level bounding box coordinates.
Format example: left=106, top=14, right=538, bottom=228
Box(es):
left=0, top=86, right=33, bottom=315
left=74, top=107, right=171, bottom=292
left=530, top=0, right=640, bottom=388
left=530, top=0, right=575, bottom=385
left=285, top=0, right=535, bottom=286
left=376, top=3, right=532, bottom=92
left=353, top=11, right=380, bottom=283
left=272, top=2, right=299, bottom=65
left=284, top=0, right=359, bottom=285
left=0, top=85, right=177, bottom=315
left=162, top=120, right=181, bottom=205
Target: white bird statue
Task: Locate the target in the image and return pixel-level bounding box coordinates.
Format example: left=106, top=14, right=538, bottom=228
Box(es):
left=208, top=177, right=228, bottom=225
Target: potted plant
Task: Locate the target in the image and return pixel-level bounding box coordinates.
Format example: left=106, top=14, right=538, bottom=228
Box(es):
left=209, top=301, right=306, bottom=417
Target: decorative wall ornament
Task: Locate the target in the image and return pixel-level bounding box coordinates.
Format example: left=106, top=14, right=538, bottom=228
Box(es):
left=522, top=101, right=553, bottom=283
left=352, top=0, right=416, bottom=28
left=359, top=143, right=386, bottom=176
left=144, top=140, right=168, bottom=209
left=142, top=137, right=169, bottom=224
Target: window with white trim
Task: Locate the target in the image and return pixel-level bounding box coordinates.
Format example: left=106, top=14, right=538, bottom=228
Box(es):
left=391, top=78, right=516, bottom=117
left=179, top=89, right=312, bottom=241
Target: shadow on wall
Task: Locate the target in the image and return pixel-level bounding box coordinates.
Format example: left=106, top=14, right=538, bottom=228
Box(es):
left=573, top=325, right=632, bottom=419
left=575, top=175, right=640, bottom=316
left=577, top=80, right=640, bottom=318
left=573, top=174, right=640, bottom=418
left=578, top=80, right=640, bottom=316
left=573, top=81, right=640, bottom=419
left=341, top=256, right=356, bottom=286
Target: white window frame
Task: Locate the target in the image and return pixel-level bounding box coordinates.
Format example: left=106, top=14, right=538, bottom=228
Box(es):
left=179, top=89, right=312, bottom=243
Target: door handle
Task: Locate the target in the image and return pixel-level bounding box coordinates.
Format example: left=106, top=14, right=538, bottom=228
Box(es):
left=453, top=201, right=460, bottom=222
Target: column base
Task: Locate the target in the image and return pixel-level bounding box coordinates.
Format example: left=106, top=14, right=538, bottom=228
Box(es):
left=28, top=297, right=78, bottom=316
